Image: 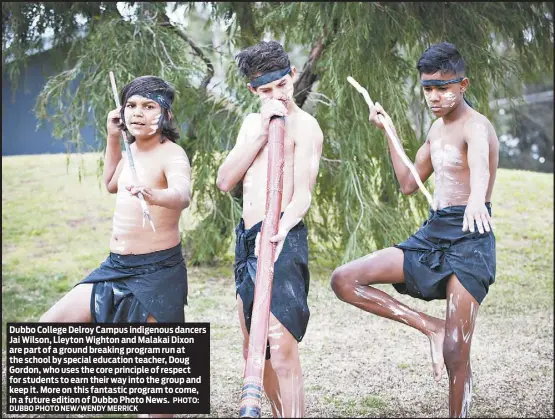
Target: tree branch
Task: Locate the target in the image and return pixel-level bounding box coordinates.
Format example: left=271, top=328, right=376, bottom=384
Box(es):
left=293, top=35, right=325, bottom=108
left=160, top=16, right=214, bottom=91
left=159, top=12, right=216, bottom=160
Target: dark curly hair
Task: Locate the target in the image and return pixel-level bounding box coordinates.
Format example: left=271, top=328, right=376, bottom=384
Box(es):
left=235, top=40, right=291, bottom=81
left=118, top=75, right=180, bottom=143
left=416, top=42, right=465, bottom=76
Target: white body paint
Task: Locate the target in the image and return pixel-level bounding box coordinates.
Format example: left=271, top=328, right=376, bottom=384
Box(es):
left=459, top=371, right=473, bottom=418
left=351, top=284, right=444, bottom=381
left=468, top=122, right=491, bottom=195
left=431, top=137, right=469, bottom=209
left=449, top=293, right=457, bottom=315
left=429, top=333, right=442, bottom=364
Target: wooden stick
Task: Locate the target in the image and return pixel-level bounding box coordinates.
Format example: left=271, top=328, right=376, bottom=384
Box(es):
left=108, top=71, right=156, bottom=231
left=239, top=116, right=286, bottom=418
left=347, top=76, right=436, bottom=209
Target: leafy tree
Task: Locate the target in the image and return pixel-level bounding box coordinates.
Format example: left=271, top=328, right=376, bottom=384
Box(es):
left=3, top=2, right=553, bottom=264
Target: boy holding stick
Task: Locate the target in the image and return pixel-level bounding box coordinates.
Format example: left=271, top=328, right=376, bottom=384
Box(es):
left=332, top=42, right=499, bottom=418
left=41, top=75, right=191, bottom=329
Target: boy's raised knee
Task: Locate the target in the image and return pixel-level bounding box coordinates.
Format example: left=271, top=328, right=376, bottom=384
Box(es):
left=330, top=267, right=354, bottom=301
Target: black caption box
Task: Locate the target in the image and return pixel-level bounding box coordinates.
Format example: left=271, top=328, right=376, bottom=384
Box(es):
left=6, top=322, right=210, bottom=414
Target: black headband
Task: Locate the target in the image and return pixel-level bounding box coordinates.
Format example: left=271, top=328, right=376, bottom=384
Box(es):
left=420, top=77, right=464, bottom=87
left=123, top=81, right=173, bottom=110
left=249, top=67, right=291, bottom=89
left=140, top=92, right=172, bottom=110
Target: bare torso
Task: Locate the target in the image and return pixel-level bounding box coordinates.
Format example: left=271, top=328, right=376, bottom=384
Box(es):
left=110, top=142, right=182, bottom=254
left=242, top=112, right=307, bottom=229
left=428, top=111, right=499, bottom=210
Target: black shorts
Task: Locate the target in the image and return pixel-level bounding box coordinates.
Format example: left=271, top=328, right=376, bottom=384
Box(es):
left=393, top=203, right=496, bottom=304
left=77, top=243, right=188, bottom=322
left=234, top=218, right=310, bottom=359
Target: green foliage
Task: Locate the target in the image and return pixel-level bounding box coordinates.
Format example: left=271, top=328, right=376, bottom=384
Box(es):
left=3, top=2, right=553, bottom=264
left=232, top=1, right=552, bottom=262
left=33, top=17, right=201, bottom=148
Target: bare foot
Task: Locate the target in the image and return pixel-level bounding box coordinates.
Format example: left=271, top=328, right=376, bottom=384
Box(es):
left=428, top=326, right=445, bottom=382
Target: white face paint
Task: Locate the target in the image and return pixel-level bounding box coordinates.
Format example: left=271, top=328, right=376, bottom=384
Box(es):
left=124, top=95, right=163, bottom=138
left=148, top=113, right=161, bottom=135
left=443, top=91, right=457, bottom=108
left=423, top=88, right=459, bottom=109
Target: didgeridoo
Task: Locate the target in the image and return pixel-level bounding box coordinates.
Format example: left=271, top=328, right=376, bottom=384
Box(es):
left=239, top=116, right=286, bottom=418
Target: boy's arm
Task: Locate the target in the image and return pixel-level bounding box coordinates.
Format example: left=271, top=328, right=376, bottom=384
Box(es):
left=127, top=146, right=192, bottom=211
left=104, top=152, right=124, bottom=194
left=269, top=117, right=324, bottom=261
left=156, top=146, right=192, bottom=211
left=369, top=102, right=433, bottom=195
left=217, top=99, right=288, bottom=192
left=463, top=120, right=493, bottom=234
left=103, top=107, right=124, bottom=193
left=216, top=114, right=267, bottom=192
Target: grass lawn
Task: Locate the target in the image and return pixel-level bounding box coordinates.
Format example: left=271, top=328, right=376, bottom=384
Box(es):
left=2, top=152, right=553, bottom=418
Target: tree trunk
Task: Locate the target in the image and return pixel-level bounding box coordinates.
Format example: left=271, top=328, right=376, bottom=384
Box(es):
left=293, top=37, right=325, bottom=108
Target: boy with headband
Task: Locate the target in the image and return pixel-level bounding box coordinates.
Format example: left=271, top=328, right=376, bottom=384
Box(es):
left=331, top=42, right=499, bottom=417
left=41, top=75, right=191, bottom=330
left=217, top=41, right=324, bottom=418
left=40, top=75, right=190, bottom=418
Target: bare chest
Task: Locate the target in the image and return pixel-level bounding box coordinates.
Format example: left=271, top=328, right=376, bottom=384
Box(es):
left=430, top=134, right=467, bottom=172
left=117, top=156, right=167, bottom=189
left=246, top=135, right=296, bottom=183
